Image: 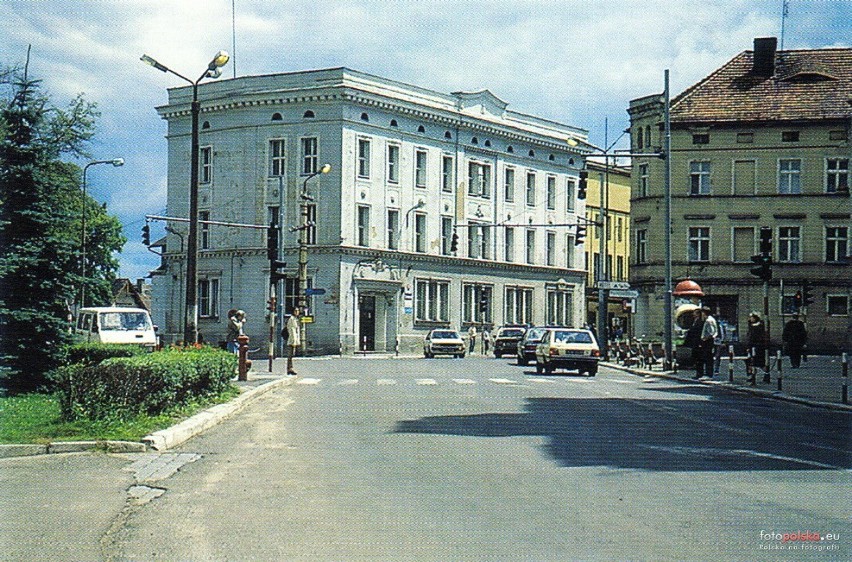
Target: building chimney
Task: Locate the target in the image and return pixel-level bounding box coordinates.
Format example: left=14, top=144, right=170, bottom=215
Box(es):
left=753, top=37, right=777, bottom=77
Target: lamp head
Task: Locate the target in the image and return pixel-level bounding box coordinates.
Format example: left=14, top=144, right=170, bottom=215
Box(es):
left=209, top=50, right=230, bottom=70
left=111, top=158, right=125, bottom=167
left=140, top=54, right=168, bottom=73
left=566, top=137, right=580, bottom=147
left=319, top=163, right=332, bottom=174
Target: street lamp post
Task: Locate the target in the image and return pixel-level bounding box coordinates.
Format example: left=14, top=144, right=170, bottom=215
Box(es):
left=141, top=51, right=229, bottom=344
left=298, top=164, right=331, bottom=353
left=80, top=158, right=124, bottom=308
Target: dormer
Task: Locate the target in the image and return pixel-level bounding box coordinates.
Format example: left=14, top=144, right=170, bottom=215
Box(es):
left=452, top=90, right=509, bottom=118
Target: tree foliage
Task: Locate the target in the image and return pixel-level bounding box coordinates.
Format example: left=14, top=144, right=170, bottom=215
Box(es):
left=1, top=60, right=125, bottom=392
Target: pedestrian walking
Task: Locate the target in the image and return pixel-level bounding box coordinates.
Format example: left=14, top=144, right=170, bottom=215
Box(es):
left=684, top=308, right=704, bottom=379
left=699, top=307, right=718, bottom=379
left=226, top=309, right=245, bottom=354
left=713, top=318, right=730, bottom=377
left=468, top=325, right=477, bottom=353
left=284, top=307, right=302, bottom=375
left=746, top=312, right=767, bottom=373
left=782, top=314, right=808, bottom=368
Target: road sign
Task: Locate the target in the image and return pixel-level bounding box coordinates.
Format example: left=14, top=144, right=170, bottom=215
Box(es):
left=305, top=288, right=326, bottom=296
left=596, top=281, right=631, bottom=290
left=610, top=289, right=639, bottom=299
left=301, top=316, right=314, bottom=323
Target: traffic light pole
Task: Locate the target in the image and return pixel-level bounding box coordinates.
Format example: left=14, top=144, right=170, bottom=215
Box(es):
left=763, top=279, right=771, bottom=383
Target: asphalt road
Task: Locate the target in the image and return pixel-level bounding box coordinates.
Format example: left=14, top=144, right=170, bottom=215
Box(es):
left=98, top=356, right=852, bottom=561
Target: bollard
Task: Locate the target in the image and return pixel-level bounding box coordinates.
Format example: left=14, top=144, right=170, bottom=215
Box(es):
left=748, top=347, right=756, bottom=386
left=776, top=350, right=783, bottom=391
left=728, top=345, right=734, bottom=383
left=842, top=353, right=848, bottom=405
left=238, top=334, right=249, bottom=381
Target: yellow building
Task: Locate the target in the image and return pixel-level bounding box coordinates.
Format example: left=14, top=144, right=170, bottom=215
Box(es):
left=584, top=159, right=632, bottom=336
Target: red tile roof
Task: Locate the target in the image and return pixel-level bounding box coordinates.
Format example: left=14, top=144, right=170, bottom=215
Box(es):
left=671, top=47, right=852, bottom=123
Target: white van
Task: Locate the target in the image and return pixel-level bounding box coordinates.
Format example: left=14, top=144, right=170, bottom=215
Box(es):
left=74, top=307, right=157, bottom=348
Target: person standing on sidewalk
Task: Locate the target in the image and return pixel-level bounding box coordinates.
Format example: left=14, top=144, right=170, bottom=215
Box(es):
left=782, top=314, right=808, bottom=368
left=685, top=308, right=705, bottom=379
left=699, top=307, right=719, bottom=379
left=468, top=325, right=477, bottom=353
left=746, top=312, right=767, bottom=373
left=284, top=307, right=302, bottom=375
left=482, top=326, right=491, bottom=355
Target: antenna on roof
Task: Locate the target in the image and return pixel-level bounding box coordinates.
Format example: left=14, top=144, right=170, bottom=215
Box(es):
left=779, top=0, right=790, bottom=51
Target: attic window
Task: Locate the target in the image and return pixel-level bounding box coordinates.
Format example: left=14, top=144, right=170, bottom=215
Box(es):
left=303, top=110, right=315, bottom=119
left=782, top=131, right=800, bottom=142
left=271, top=113, right=283, bottom=121
left=444, top=131, right=452, bottom=139
left=390, top=119, right=398, bottom=127
left=484, top=140, right=492, bottom=147
left=692, top=133, right=709, bottom=145
left=417, top=125, right=426, bottom=133
left=548, top=154, right=555, bottom=161
left=528, top=150, right=535, bottom=158
left=737, top=132, right=754, bottom=144
left=471, top=137, right=479, bottom=145
left=360, top=112, right=369, bottom=122
left=507, top=145, right=514, bottom=153
left=202, top=121, right=211, bottom=130
left=829, top=130, right=846, bottom=141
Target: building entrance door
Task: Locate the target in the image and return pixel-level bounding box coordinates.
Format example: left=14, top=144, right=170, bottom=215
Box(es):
left=359, top=295, right=376, bottom=351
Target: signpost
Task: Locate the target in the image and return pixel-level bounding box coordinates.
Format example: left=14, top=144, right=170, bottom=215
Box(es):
left=596, top=281, right=631, bottom=291
left=305, top=288, right=326, bottom=296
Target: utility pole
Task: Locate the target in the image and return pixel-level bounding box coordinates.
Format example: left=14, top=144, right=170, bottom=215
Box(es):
left=298, top=164, right=331, bottom=354
left=663, top=69, right=674, bottom=369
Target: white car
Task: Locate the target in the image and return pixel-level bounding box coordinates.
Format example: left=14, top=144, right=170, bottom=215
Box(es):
left=74, top=307, right=157, bottom=349
left=424, top=329, right=466, bottom=358
left=534, top=328, right=600, bottom=376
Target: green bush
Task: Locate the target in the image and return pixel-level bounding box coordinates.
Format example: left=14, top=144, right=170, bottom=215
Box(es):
left=66, top=343, right=149, bottom=366
left=51, top=347, right=238, bottom=421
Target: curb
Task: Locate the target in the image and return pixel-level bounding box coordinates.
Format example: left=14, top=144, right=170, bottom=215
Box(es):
left=0, top=374, right=296, bottom=459
left=604, top=362, right=852, bottom=412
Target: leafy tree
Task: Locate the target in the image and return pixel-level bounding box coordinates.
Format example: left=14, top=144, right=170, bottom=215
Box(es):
left=1, top=58, right=123, bottom=392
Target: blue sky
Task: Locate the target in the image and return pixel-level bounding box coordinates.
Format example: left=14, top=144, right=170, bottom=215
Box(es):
left=2, top=0, right=849, bottom=282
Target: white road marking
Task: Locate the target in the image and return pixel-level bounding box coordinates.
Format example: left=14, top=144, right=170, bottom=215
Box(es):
left=296, top=378, right=322, bottom=385
left=637, top=445, right=845, bottom=470
left=376, top=379, right=397, bottom=385
left=489, top=378, right=519, bottom=384
left=610, top=379, right=638, bottom=384
left=416, top=378, right=438, bottom=385
left=528, top=378, right=557, bottom=383
left=338, top=379, right=359, bottom=386
left=452, top=378, right=476, bottom=385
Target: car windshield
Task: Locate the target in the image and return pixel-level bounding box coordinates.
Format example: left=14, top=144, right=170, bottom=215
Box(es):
left=498, top=329, right=525, bottom=338
left=431, top=331, right=459, bottom=339
left=526, top=328, right=547, bottom=341
left=553, top=330, right=593, bottom=344
left=99, top=312, right=151, bottom=331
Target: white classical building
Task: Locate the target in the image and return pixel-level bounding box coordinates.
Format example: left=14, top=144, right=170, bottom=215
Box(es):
left=150, top=68, right=592, bottom=354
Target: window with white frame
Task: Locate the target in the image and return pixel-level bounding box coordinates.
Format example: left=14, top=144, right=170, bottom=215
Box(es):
left=689, top=161, right=710, bottom=195
left=546, top=231, right=556, bottom=266
left=357, top=138, right=371, bottom=178
left=480, top=225, right=491, bottom=259
left=387, top=209, right=399, bottom=250
left=198, top=278, right=220, bottom=318
left=414, top=212, right=427, bottom=253
left=525, top=229, right=536, bottom=264
left=565, top=234, right=575, bottom=268
left=638, top=163, right=649, bottom=197
left=415, top=149, right=427, bottom=188
left=504, top=227, right=515, bottom=262
left=387, top=144, right=400, bottom=183
left=415, top=278, right=449, bottom=322
left=732, top=226, right=755, bottom=262
left=306, top=203, right=317, bottom=245
left=504, top=167, right=515, bottom=202
left=200, top=146, right=212, bottom=184
left=269, top=139, right=286, bottom=177
left=301, top=137, right=318, bottom=175
left=442, top=155, right=454, bottom=192
left=616, top=255, right=624, bottom=280
left=467, top=223, right=480, bottom=258
left=778, top=159, right=801, bottom=194
left=546, top=288, right=573, bottom=326
left=827, top=295, right=849, bottom=317
left=526, top=172, right=536, bottom=206
left=825, top=226, right=848, bottom=263
left=282, top=277, right=313, bottom=316
left=566, top=178, right=576, bottom=212
left=688, top=227, right=711, bottom=262
left=463, top=283, right=492, bottom=324
left=505, top=286, right=533, bottom=325
left=636, top=229, right=648, bottom=264
left=778, top=226, right=801, bottom=262
left=356, top=205, right=370, bottom=247
left=440, top=216, right=453, bottom=255
left=826, top=158, right=849, bottom=193
left=200, top=210, right=210, bottom=250
left=546, top=176, right=556, bottom=210
left=468, top=161, right=491, bottom=198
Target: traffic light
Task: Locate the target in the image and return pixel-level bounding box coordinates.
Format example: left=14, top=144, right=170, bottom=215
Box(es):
left=267, top=296, right=277, bottom=313
left=759, top=226, right=773, bottom=256
left=793, top=290, right=803, bottom=310
left=750, top=254, right=772, bottom=281
left=577, top=170, right=588, bottom=200
left=267, top=222, right=280, bottom=261
left=450, top=231, right=459, bottom=254
left=802, top=280, right=815, bottom=306
left=575, top=224, right=586, bottom=246
left=479, top=293, right=488, bottom=314
left=142, top=223, right=151, bottom=246
left=270, top=260, right=287, bottom=284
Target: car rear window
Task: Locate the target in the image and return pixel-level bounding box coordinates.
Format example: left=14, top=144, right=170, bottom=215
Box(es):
left=99, top=312, right=151, bottom=331
left=553, top=330, right=593, bottom=344
left=499, top=329, right=524, bottom=338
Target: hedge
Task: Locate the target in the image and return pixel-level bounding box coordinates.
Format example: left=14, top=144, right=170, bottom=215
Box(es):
left=65, top=343, right=149, bottom=366
left=52, top=347, right=238, bottom=421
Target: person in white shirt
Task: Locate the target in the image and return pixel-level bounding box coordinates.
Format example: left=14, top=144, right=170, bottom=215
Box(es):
left=699, top=307, right=719, bottom=378
left=284, top=307, right=302, bottom=375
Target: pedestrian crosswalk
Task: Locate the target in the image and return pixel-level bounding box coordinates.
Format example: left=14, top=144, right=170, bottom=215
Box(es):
left=291, top=376, right=617, bottom=387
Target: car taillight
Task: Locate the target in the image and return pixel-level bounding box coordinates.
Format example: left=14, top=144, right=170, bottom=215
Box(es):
left=549, top=348, right=559, bottom=356
left=592, top=349, right=601, bottom=357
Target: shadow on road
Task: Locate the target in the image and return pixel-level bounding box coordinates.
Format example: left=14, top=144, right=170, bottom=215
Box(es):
left=394, top=391, right=852, bottom=472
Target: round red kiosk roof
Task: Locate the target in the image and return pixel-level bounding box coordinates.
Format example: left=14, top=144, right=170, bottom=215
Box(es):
left=673, top=278, right=704, bottom=297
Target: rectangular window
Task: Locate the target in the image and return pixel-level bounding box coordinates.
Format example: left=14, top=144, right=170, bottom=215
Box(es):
left=301, top=137, right=318, bottom=175
left=356, top=205, right=370, bottom=247
left=736, top=132, right=754, bottom=143
left=546, top=176, right=557, bottom=210
left=638, top=164, right=649, bottom=197
left=414, top=149, right=427, bottom=188
left=468, top=162, right=491, bottom=198
left=387, top=144, right=400, bottom=183
left=442, top=155, right=454, bottom=192
left=197, top=278, right=219, bottom=319
left=526, top=172, right=536, bottom=206
left=463, top=284, right=492, bottom=324
left=200, top=146, right=212, bottom=184
left=778, top=226, right=801, bottom=262
left=782, top=131, right=800, bottom=142
left=692, top=133, right=709, bottom=145
left=269, top=139, right=286, bottom=177
left=387, top=210, right=399, bottom=250
left=689, top=161, right=710, bottom=195
left=636, top=229, right=647, bottom=264
left=732, top=226, right=755, bottom=262
left=688, top=227, right=711, bottom=262
left=414, top=212, right=427, bottom=253
left=283, top=277, right=313, bottom=318
left=778, top=159, right=801, bottom=194
left=505, top=227, right=515, bottom=262
left=566, top=178, right=576, bottom=211
left=827, top=295, right=849, bottom=317
left=479, top=225, right=491, bottom=260
left=504, top=167, right=515, bottom=202
left=546, top=231, right=556, bottom=266
left=826, top=158, right=849, bottom=193
left=306, top=204, right=317, bottom=245
left=505, top=286, right=533, bottom=325
left=200, top=210, right=210, bottom=250
left=357, top=138, right=371, bottom=178
left=825, top=226, right=848, bottom=263
left=415, top=278, right=449, bottom=322
left=525, top=229, right=536, bottom=264
left=546, top=289, right=573, bottom=326
left=440, top=216, right=453, bottom=255
left=566, top=234, right=575, bottom=268
left=616, top=255, right=624, bottom=280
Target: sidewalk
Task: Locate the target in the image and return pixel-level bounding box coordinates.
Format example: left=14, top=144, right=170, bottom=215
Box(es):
left=605, top=354, right=851, bottom=412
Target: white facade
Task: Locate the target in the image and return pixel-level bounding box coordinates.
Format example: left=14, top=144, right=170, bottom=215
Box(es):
left=151, top=68, right=591, bottom=354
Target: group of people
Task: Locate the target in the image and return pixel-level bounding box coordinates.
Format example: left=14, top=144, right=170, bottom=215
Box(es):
left=227, top=307, right=303, bottom=375
left=685, top=306, right=809, bottom=379
left=467, top=325, right=493, bottom=354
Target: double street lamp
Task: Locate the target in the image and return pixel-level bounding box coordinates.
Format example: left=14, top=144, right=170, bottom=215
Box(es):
left=141, top=50, right=229, bottom=344
left=297, top=164, right=331, bottom=352
left=80, top=158, right=124, bottom=308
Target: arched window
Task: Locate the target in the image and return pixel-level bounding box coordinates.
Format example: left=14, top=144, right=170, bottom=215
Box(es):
left=417, top=125, right=426, bottom=133
left=484, top=140, right=492, bottom=147
left=303, top=110, right=315, bottom=119
left=471, top=137, right=479, bottom=145
left=444, top=131, right=452, bottom=140
left=202, top=121, right=210, bottom=130
left=360, top=112, right=369, bottom=122
left=548, top=154, right=555, bottom=161
left=390, top=119, right=398, bottom=127
left=507, top=146, right=514, bottom=153
left=271, top=113, right=283, bottom=121
left=645, top=125, right=651, bottom=147
left=528, top=149, right=535, bottom=158
left=636, top=128, right=644, bottom=149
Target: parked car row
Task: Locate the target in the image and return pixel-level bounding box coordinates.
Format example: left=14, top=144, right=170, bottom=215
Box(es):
left=423, top=325, right=601, bottom=376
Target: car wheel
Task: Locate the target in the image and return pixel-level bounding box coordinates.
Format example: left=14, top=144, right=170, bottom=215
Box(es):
left=424, top=352, right=431, bottom=359
left=518, top=356, right=528, bottom=366
left=495, top=352, right=502, bottom=358
left=535, top=362, right=543, bottom=374
left=544, top=364, right=554, bottom=374
left=588, top=368, right=597, bottom=377
left=460, top=352, right=466, bottom=358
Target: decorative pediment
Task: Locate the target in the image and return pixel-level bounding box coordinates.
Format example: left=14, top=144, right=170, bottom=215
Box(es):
left=452, top=90, right=509, bottom=118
